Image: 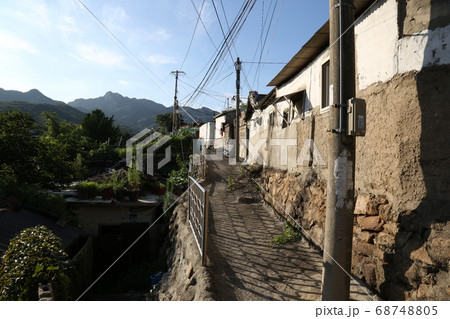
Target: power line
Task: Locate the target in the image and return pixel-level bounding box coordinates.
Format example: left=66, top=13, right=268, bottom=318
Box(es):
left=72, top=0, right=171, bottom=99
left=242, top=61, right=287, bottom=64
left=183, top=0, right=256, bottom=108
left=180, top=0, right=205, bottom=69
left=190, top=0, right=218, bottom=50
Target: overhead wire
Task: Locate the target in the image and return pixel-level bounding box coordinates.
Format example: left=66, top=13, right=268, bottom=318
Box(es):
left=180, top=0, right=205, bottom=69
left=190, top=0, right=218, bottom=50
left=183, top=0, right=256, bottom=108
left=72, top=0, right=171, bottom=99
left=253, top=0, right=278, bottom=89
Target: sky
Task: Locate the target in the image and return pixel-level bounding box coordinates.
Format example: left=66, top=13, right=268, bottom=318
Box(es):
left=0, top=0, right=329, bottom=112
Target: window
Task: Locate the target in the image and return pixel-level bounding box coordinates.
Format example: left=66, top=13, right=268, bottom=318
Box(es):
left=269, top=112, right=275, bottom=126
left=322, top=61, right=330, bottom=109
left=289, top=91, right=305, bottom=115
left=282, top=111, right=289, bottom=128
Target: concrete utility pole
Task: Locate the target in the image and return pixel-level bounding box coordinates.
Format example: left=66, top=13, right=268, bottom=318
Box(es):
left=321, top=0, right=356, bottom=301
left=235, top=57, right=241, bottom=162
left=171, top=70, right=185, bottom=133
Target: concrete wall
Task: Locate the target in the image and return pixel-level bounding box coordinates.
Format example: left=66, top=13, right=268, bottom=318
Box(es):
left=70, top=236, right=94, bottom=300
left=199, top=122, right=215, bottom=148
left=73, top=204, right=155, bottom=236
left=246, top=47, right=330, bottom=178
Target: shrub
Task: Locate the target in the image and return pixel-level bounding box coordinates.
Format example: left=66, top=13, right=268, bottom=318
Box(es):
left=127, top=165, right=143, bottom=191
left=0, top=226, right=71, bottom=300
left=87, top=142, right=120, bottom=162
left=76, top=181, right=99, bottom=199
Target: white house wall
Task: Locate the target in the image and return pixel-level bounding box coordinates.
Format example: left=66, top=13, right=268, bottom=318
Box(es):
left=214, top=115, right=226, bottom=149
left=199, top=122, right=215, bottom=148
left=355, top=0, right=450, bottom=91
left=248, top=0, right=449, bottom=173
left=277, top=49, right=330, bottom=111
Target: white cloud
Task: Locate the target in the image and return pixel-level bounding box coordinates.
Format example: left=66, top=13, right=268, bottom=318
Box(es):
left=0, top=32, right=38, bottom=54
left=146, top=54, right=177, bottom=65
left=129, top=27, right=172, bottom=45
left=57, top=15, right=79, bottom=34
left=76, top=44, right=124, bottom=66
left=102, top=4, right=128, bottom=31
left=146, top=28, right=172, bottom=41
left=119, top=80, right=129, bottom=85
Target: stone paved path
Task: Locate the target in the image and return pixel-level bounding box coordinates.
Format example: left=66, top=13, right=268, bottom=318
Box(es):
left=203, top=158, right=377, bottom=301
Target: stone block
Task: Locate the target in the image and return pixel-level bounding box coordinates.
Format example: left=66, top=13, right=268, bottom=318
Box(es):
left=357, top=231, right=376, bottom=243
left=379, top=203, right=393, bottom=221
left=354, top=194, right=370, bottom=215
left=383, top=221, right=398, bottom=235
left=427, top=237, right=450, bottom=266
left=357, top=215, right=385, bottom=231
left=354, top=242, right=376, bottom=256
left=362, top=263, right=377, bottom=287
left=373, top=247, right=385, bottom=261
left=410, top=246, right=434, bottom=265
left=375, top=232, right=396, bottom=253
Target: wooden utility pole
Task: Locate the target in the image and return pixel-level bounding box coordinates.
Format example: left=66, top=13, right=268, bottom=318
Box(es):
left=235, top=57, right=241, bottom=162
left=321, top=0, right=356, bottom=301
left=171, top=70, right=185, bottom=133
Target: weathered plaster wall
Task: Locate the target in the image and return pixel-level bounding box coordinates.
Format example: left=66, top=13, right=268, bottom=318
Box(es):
left=260, top=65, right=450, bottom=300
left=356, top=0, right=450, bottom=91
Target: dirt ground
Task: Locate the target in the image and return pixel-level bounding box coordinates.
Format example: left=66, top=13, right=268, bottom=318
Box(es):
left=157, top=158, right=379, bottom=301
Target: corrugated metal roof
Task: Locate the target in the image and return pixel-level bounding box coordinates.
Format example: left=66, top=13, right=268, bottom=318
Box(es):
left=268, top=0, right=377, bottom=87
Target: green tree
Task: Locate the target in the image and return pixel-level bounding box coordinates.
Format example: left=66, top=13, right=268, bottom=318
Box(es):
left=81, top=109, right=121, bottom=145
left=0, top=110, right=40, bottom=183
left=0, top=110, right=81, bottom=187
left=0, top=226, right=71, bottom=300
left=155, top=112, right=184, bottom=133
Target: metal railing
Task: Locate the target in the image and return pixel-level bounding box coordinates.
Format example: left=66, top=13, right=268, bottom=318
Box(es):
left=188, top=176, right=209, bottom=266
left=189, top=153, right=207, bottom=181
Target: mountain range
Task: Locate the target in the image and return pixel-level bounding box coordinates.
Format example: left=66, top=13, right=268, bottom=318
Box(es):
left=0, top=88, right=218, bottom=132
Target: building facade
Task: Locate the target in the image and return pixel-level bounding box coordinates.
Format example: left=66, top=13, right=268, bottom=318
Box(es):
left=245, top=0, right=450, bottom=300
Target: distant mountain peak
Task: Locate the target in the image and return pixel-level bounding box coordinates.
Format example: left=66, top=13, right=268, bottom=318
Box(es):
left=104, top=91, right=122, bottom=98
left=0, top=87, right=61, bottom=105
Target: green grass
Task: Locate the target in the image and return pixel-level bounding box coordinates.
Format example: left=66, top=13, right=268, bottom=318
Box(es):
left=271, top=223, right=300, bottom=245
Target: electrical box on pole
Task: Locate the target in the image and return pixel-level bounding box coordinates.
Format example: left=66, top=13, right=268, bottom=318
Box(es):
left=347, top=98, right=366, bottom=136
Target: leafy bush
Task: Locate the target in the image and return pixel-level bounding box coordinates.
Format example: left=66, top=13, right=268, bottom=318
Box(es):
left=87, top=142, right=120, bottom=162
left=109, top=169, right=128, bottom=191
left=163, top=155, right=189, bottom=214
left=0, top=226, right=71, bottom=300
left=76, top=181, right=99, bottom=199
left=127, top=165, right=143, bottom=191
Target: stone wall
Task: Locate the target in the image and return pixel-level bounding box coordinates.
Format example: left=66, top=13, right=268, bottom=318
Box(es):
left=259, top=66, right=450, bottom=300
left=157, top=193, right=214, bottom=301
left=258, top=168, right=327, bottom=249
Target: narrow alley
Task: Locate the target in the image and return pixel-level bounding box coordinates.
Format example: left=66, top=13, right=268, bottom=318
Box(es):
left=204, top=158, right=376, bottom=301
